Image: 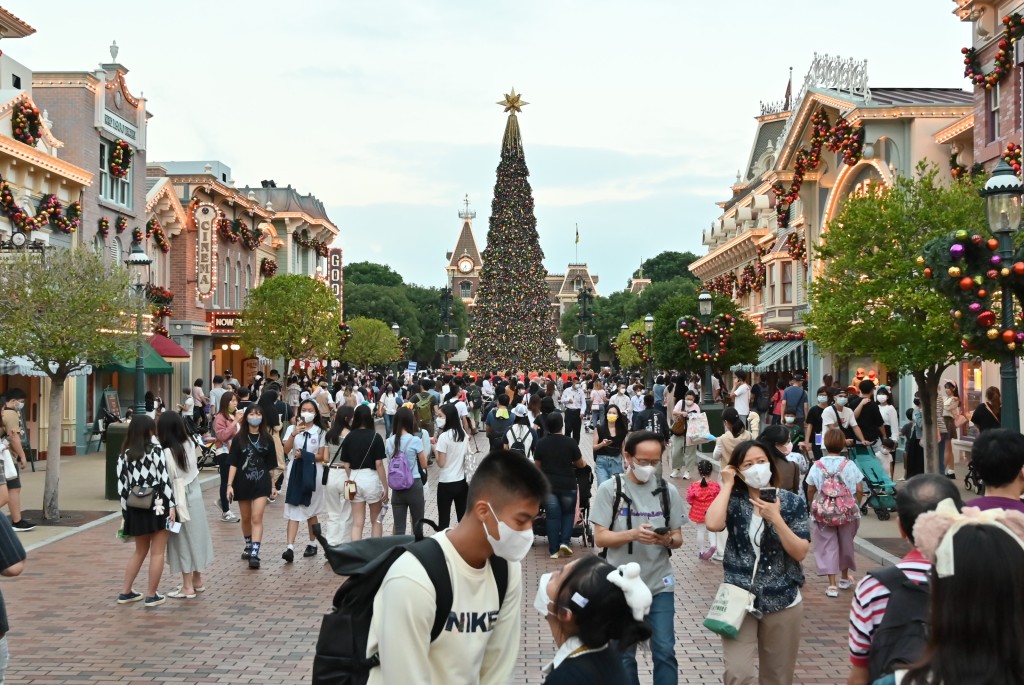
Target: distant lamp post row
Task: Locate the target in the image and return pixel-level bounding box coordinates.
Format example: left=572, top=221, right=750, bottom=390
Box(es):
left=697, top=289, right=715, bottom=406
left=573, top=287, right=598, bottom=367
left=125, top=241, right=153, bottom=416
left=435, top=285, right=458, bottom=367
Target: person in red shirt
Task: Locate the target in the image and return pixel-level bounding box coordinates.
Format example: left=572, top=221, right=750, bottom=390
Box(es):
left=685, top=459, right=720, bottom=560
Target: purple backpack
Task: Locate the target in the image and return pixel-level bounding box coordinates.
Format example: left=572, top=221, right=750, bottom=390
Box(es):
left=387, top=437, right=415, bottom=491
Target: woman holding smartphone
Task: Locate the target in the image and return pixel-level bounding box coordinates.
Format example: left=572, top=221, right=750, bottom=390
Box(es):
left=592, top=406, right=627, bottom=485
left=280, top=399, right=327, bottom=562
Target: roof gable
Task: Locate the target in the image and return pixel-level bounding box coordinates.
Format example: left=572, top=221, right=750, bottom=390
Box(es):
left=448, top=218, right=482, bottom=268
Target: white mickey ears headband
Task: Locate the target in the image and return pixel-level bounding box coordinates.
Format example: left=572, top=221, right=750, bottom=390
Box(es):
left=606, top=561, right=653, bottom=622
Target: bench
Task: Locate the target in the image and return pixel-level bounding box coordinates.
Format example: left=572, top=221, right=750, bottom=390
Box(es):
left=951, top=438, right=974, bottom=464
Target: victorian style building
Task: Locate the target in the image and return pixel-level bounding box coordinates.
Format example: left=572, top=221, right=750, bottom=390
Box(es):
left=690, top=54, right=972, bottom=405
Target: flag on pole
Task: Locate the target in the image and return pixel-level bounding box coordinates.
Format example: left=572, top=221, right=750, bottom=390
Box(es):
left=575, top=224, right=579, bottom=244
left=784, top=66, right=793, bottom=111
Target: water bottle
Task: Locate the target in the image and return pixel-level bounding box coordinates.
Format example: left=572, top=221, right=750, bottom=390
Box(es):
left=377, top=504, right=390, bottom=524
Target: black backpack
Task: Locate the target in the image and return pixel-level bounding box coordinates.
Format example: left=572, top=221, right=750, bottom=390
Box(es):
left=867, top=565, right=930, bottom=680
left=311, top=522, right=509, bottom=685
left=600, top=474, right=672, bottom=557
left=755, top=384, right=771, bottom=413
left=645, top=410, right=665, bottom=437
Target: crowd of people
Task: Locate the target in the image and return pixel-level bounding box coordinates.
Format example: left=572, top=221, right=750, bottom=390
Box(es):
left=103, top=364, right=1024, bottom=685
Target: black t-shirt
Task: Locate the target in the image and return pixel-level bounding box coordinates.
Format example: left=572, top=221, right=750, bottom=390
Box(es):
left=340, top=428, right=384, bottom=470
left=595, top=423, right=626, bottom=456
left=534, top=434, right=581, bottom=491
left=543, top=645, right=629, bottom=685
left=857, top=400, right=885, bottom=442
left=229, top=432, right=276, bottom=470
left=806, top=405, right=825, bottom=438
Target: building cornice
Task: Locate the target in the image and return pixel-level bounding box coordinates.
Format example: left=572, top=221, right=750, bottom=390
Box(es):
left=175, top=177, right=274, bottom=221
left=31, top=72, right=100, bottom=93
left=0, top=7, right=35, bottom=38
left=933, top=113, right=975, bottom=143
left=0, top=137, right=92, bottom=186
left=690, top=229, right=770, bottom=278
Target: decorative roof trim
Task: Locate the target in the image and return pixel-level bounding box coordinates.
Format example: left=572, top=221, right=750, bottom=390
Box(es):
left=176, top=177, right=274, bottom=220
left=0, top=7, right=35, bottom=37
left=0, top=138, right=92, bottom=186
left=934, top=113, right=975, bottom=143
left=145, top=177, right=189, bottom=235
left=690, top=229, right=770, bottom=277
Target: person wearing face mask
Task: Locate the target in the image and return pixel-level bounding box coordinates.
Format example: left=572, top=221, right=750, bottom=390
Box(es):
left=821, top=390, right=871, bottom=449
left=803, top=387, right=831, bottom=463
left=386, top=407, right=428, bottom=537
left=225, top=405, right=277, bottom=570
left=536, top=557, right=653, bottom=684
left=592, top=431, right=685, bottom=685
left=365, top=450, right=547, bottom=685
left=705, top=440, right=811, bottom=685
left=875, top=387, right=900, bottom=479
left=281, top=399, right=328, bottom=560
left=609, top=383, right=633, bottom=425
left=0, top=389, right=33, bottom=531
left=560, top=380, right=583, bottom=443
left=758, top=425, right=805, bottom=494
left=212, top=391, right=244, bottom=523
left=593, top=406, right=628, bottom=485
left=669, top=390, right=701, bottom=480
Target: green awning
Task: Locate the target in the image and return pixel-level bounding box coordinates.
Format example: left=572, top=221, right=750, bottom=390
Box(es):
left=103, top=341, right=173, bottom=375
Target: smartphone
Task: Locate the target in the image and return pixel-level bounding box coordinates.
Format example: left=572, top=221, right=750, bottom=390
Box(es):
left=166, top=520, right=182, bottom=534
left=814, top=433, right=823, bottom=447
left=759, top=488, right=778, bottom=504
left=653, top=526, right=670, bottom=536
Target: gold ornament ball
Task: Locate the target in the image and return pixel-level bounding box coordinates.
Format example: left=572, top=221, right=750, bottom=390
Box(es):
left=954, top=310, right=963, bottom=319
left=1009, top=342, right=1018, bottom=351
left=988, top=328, right=1000, bottom=340
left=916, top=256, right=925, bottom=266
left=948, top=266, right=961, bottom=278
left=1002, top=268, right=1011, bottom=277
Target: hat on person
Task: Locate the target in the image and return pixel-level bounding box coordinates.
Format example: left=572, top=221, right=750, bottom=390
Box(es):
left=511, top=404, right=528, bottom=418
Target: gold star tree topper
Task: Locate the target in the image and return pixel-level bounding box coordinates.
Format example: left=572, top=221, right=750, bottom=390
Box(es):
left=497, top=88, right=528, bottom=114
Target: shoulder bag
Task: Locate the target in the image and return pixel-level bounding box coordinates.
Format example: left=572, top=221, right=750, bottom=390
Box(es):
left=322, top=434, right=348, bottom=487
left=703, top=550, right=762, bottom=639
left=165, top=448, right=191, bottom=522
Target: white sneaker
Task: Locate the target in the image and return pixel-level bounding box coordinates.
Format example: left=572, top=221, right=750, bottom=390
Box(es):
left=221, top=511, right=239, bottom=522
left=683, top=471, right=691, bottom=480
left=669, top=469, right=679, bottom=478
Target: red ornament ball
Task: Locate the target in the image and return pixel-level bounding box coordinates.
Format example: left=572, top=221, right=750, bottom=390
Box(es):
left=1014, top=262, right=1024, bottom=276
left=978, top=289, right=989, bottom=298
left=959, top=277, right=975, bottom=291
left=988, top=238, right=1000, bottom=251
left=978, top=310, right=996, bottom=327
left=924, top=268, right=933, bottom=279
left=987, top=270, right=999, bottom=280
left=1002, top=329, right=1016, bottom=343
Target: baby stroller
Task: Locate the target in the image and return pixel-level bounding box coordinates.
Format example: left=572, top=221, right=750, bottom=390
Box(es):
left=851, top=445, right=898, bottom=520
left=532, top=465, right=595, bottom=548
left=184, top=416, right=218, bottom=469
left=964, top=460, right=986, bottom=496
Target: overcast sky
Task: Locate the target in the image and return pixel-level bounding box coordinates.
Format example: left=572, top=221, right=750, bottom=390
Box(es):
left=12, top=1, right=969, bottom=292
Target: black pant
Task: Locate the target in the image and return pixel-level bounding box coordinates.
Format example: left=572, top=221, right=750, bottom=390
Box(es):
left=905, top=437, right=924, bottom=478
left=218, top=457, right=231, bottom=513
left=565, top=409, right=582, bottom=443
left=437, top=479, right=469, bottom=529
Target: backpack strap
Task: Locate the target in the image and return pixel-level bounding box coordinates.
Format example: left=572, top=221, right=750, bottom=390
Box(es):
left=601, top=475, right=632, bottom=558
left=653, top=479, right=673, bottom=557
left=406, top=538, right=453, bottom=643
left=490, top=555, right=509, bottom=609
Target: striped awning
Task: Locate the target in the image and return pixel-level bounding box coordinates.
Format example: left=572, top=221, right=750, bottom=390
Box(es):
left=0, top=356, right=93, bottom=377
left=732, top=340, right=807, bottom=373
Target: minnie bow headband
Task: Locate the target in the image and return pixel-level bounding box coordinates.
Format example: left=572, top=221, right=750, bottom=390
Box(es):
left=914, top=498, right=1024, bottom=578
left=606, top=562, right=653, bottom=621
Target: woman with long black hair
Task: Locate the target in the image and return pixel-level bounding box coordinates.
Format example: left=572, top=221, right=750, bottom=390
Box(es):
left=158, top=412, right=214, bottom=597
left=212, top=391, right=243, bottom=522
left=227, top=404, right=277, bottom=569
left=340, top=404, right=388, bottom=540
left=322, top=405, right=355, bottom=546
left=116, top=416, right=175, bottom=607
left=434, top=403, right=468, bottom=528
left=280, top=399, right=327, bottom=562
left=386, top=407, right=428, bottom=536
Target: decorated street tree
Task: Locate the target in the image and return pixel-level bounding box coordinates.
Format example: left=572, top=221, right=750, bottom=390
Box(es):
left=238, top=274, right=339, bottom=365
left=467, top=90, right=559, bottom=371
left=807, top=164, right=983, bottom=473
left=652, top=294, right=760, bottom=372
left=0, top=249, right=135, bottom=519
left=340, top=317, right=401, bottom=369
left=613, top=321, right=648, bottom=369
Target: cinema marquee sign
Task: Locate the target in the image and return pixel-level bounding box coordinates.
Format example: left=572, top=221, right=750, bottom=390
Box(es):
left=195, top=202, right=217, bottom=300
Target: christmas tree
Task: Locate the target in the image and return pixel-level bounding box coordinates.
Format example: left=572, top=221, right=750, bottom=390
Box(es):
left=467, top=89, right=559, bottom=371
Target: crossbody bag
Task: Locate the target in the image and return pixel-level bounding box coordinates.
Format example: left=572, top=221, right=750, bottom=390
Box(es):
left=704, top=547, right=762, bottom=639
left=322, top=433, right=348, bottom=487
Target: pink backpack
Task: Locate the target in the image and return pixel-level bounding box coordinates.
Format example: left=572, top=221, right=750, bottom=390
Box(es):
left=811, top=459, right=859, bottom=526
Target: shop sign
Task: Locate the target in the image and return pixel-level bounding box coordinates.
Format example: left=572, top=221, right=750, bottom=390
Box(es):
left=195, top=203, right=217, bottom=299
left=101, top=109, right=138, bottom=142
left=209, top=311, right=240, bottom=333
left=328, top=248, right=343, bottom=311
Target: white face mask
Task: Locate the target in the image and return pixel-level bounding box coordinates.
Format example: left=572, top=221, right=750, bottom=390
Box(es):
left=742, top=462, right=773, bottom=490
left=435, top=416, right=446, bottom=429
left=817, top=395, right=828, bottom=403
left=534, top=572, right=554, bottom=617
left=877, top=395, right=888, bottom=404
left=482, top=503, right=534, bottom=562
left=836, top=397, right=848, bottom=407
left=631, top=463, right=656, bottom=483
left=247, top=416, right=263, bottom=427
left=779, top=442, right=792, bottom=456
left=300, top=411, right=316, bottom=423
left=685, top=399, right=695, bottom=406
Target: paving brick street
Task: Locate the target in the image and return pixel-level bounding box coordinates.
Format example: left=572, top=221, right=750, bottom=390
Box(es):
left=5, top=432, right=871, bottom=685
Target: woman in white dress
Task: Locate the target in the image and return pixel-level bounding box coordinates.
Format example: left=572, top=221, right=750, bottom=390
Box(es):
left=280, top=399, right=327, bottom=562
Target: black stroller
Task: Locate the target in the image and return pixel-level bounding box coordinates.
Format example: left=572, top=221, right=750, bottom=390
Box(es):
left=532, top=464, right=595, bottom=548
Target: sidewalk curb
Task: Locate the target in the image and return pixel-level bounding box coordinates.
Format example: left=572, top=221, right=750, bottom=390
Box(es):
left=22, top=473, right=221, bottom=554
left=853, top=536, right=900, bottom=567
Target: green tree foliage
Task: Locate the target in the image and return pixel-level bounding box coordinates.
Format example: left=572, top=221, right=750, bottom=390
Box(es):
left=652, top=294, right=761, bottom=372
left=467, top=109, right=558, bottom=370
left=341, top=317, right=401, bottom=369
left=343, top=261, right=404, bottom=287
left=633, top=250, right=701, bottom=283
left=0, top=248, right=135, bottom=519
left=614, top=321, right=648, bottom=369
left=239, top=274, right=339, bottom=362
left=806, top=164, right=981, bottom=473
left=405, top=286, right=469, bottom=363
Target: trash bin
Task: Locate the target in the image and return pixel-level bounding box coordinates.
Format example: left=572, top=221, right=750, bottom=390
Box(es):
left=105, top=423, right=128, bottom=500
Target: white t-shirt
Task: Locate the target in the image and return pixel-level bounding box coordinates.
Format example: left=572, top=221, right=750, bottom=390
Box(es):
left=366, top=531, right=522, bottom=685
left=879, top=404, right=900, bottom=441
left=435, top=429, right=468, bottom=483
left=821, top=405, right=858, bottom=433
left=733, top=383, right=750, bottom=415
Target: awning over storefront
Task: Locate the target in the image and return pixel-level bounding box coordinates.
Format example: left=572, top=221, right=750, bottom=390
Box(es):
left=0, top=355, right=92, bottom=377
left=148, top=334, right=190, bottom=361
left=103, top=342, right=174, bottom=376
left=732, top=340, right=807, bottom=374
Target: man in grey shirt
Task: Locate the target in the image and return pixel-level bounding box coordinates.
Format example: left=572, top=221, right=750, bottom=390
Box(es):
left=593, top=430, right=685, bottom=685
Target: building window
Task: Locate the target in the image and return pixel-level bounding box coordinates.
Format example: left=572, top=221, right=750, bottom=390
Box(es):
left=460, top=281, right=472, bottom=298
left=781, top=261, right=793, bottom=304
left=245, top=264, right=252, bottom=302
left=223, top=258, right=230, bottom=309
left=11, top=74, right=21, bottom=89
left=235, top=262, right=241, bottom=309
left=767, top=264, right=775, bottom=305
left=110, top=237, right=122, bottom=265
left=989, top=82, right=1001, bottom=142
left=573, top=277, right=583, bottom=290
left=99, top=140, right=132, bottom=208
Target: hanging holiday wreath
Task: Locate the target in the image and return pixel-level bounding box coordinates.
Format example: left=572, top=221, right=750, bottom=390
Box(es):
left=1002, top=142, right=1022, bottom=178
left=11, top=102, right=41, bottom=147
left=109, top=139, right=134, bottom=178
left=677, top=314, right=737, bottom=363
left=785, top=232, right=807, bottom=265
left=98, top=217, right=110, bottom=238
left=147, top=218, right=170, bottom=253
left=260, top=258, right=278, bottom=277
left=294, top=232, right=330, bottom=257
left=0, top=179, right=38, bottom=232
left=52, top=201, right=81, bottom=233
left=961, top=14, right=1024, bottom=89
left=115, top=216, right=128, bottom=233
left=629, top=332, right=654, bottom=363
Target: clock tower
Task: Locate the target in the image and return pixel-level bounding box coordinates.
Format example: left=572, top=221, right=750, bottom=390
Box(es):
left=445, top=194, right=483, bottom=306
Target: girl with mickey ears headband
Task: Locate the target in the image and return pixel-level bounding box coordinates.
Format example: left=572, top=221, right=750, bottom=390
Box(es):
left=535, top=558, right=653, bottom=684
left=875, top=500, right=1024, bottom=685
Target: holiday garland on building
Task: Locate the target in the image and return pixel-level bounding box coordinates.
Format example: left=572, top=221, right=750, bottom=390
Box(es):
left=755, top=244, right=768, bottom=291
left=785, top=231, right=807, bottom=265
left=115, top=216, right=128, bottom=233
left=0, top=180, right=81, bottom=234
left=961, top=13, right=1024, bottom=89
left=109, top=139, right=133, bottom=178
left=98, top=217, right=110, bottom=238
left=760, top=331, right=805, bottom=342
left=466, top=90, right=559, bottom=371
left=949, top=150, right=985, bottom=181
left=11, top=102, right=41, bottom=147
left=260, top=257, right=278, bottom=277
left=145, top=285, right=175, bottom=337
left=216, top=211, right=234, bottom=242
left=738, top=263, right=757, bottom=296
left=294, top=232, right=330, bottom=257
left=147, top=217, right=170, bottom=253
left=920, top=229, right=1024, bottom=358
left=1003, top=142, right=1022, bottom=178
left=771, top=107, right=864, bottom=228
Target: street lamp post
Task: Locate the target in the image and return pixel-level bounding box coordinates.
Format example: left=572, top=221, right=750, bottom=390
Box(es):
left=125, top=242, right=153, bottom=416
left=643, top=313, right=654, bottom=391
left=979, top=158, right=1022, bottom=432
left=436, top=286, right=457, bottom=368
left=697, top=290, right=715, bottom=406
left=391, top=322, right=400, bottom=375
left=573, top=287, right=597, bottom=370
left=619, top=322, right=628, bottom=372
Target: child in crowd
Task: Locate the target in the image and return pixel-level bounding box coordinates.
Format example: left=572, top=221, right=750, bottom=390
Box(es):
left=686, top=459, right=720, bottom=561
left=876, top=437, right=896, bottom=477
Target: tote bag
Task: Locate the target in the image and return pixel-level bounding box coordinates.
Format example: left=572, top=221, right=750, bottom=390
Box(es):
left=685, top=412, right=710, bottom=445
left=704, top=554, right=761, bottom=639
